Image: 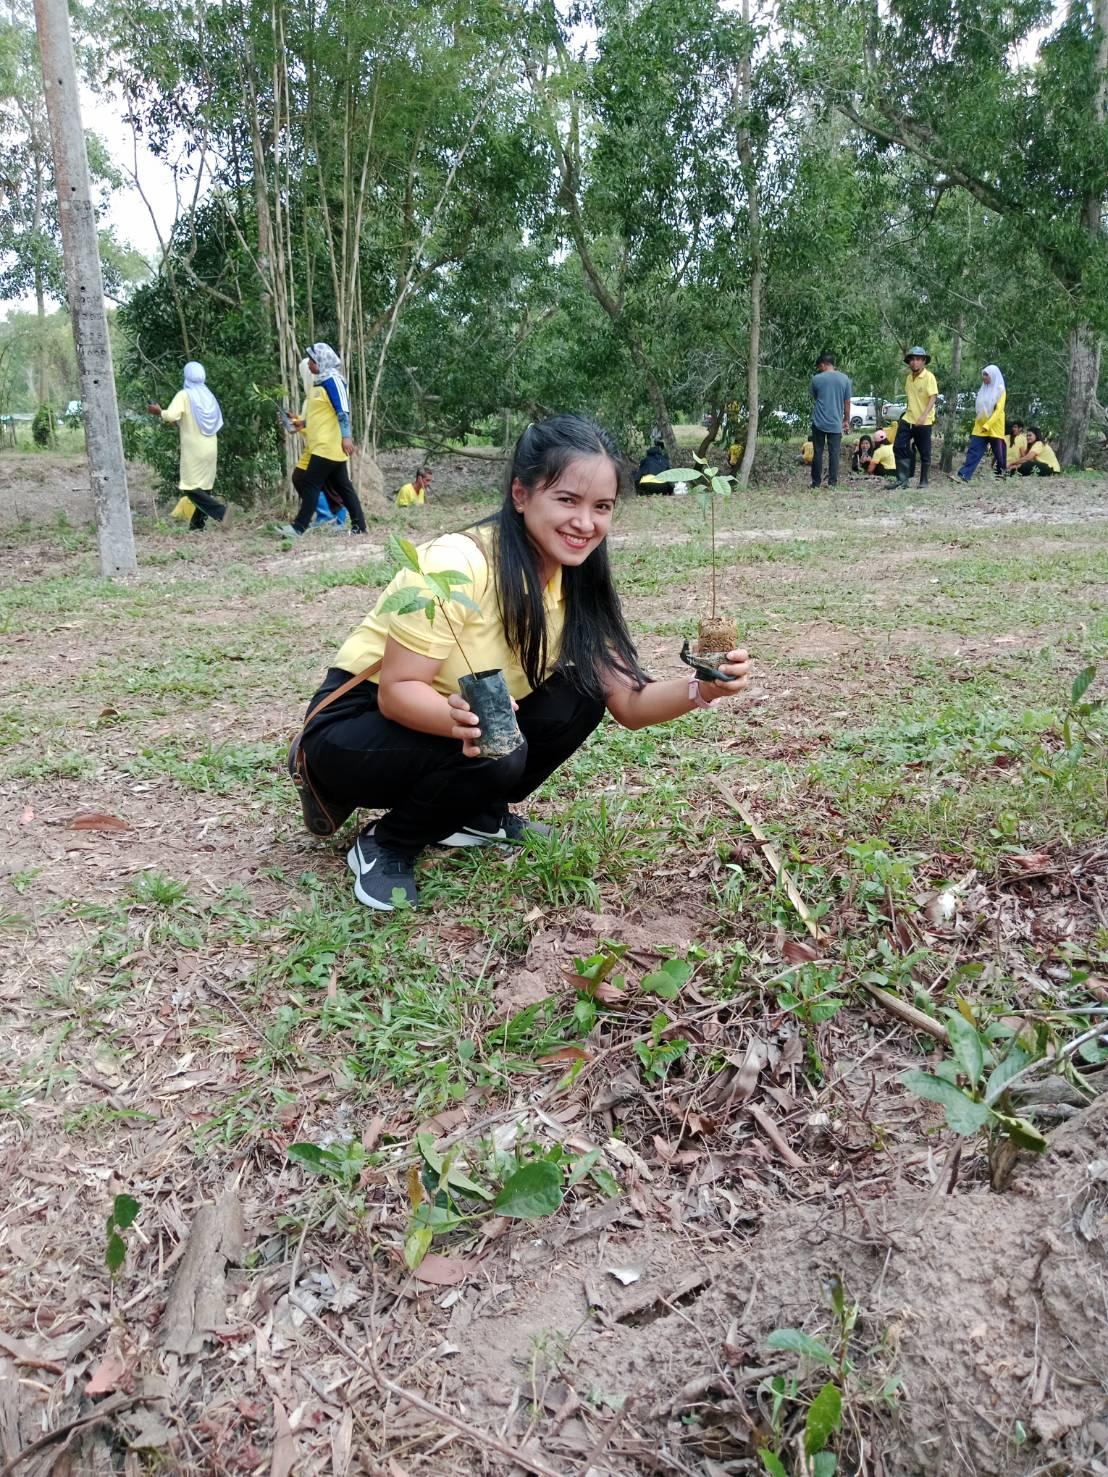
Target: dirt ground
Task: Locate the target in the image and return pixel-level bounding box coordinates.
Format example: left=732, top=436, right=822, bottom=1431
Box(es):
left=1, top=453, right=1107, bottom=1477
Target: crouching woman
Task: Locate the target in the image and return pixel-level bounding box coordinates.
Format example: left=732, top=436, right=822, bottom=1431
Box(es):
left=295, top=415, right=751, bottom=911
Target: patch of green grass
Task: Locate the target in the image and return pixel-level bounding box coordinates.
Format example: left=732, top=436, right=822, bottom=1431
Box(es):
left=122, top=739, right=282, bottom=796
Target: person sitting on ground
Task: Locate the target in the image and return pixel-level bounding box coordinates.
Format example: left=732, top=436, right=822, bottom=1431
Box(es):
left=396, top=467, right=433, bottom=507
left=1007, top=426, right=1060, bottom=476
left=292, top=415, right=752, bottom=912
left=276, top=343, right=367, bottom=540
left=1007, top=419, right=1028, bottom=472
left=148, top=362, right=226, bottom=531
left=850, top=434, right=874, bottom=474
left=634, top=439, right=670, bottom=492
left=799, top=439, right=814, bottom=466
left=954, top=365, right=1007, bottom=482
left=865, top=431, right=897, bottom=476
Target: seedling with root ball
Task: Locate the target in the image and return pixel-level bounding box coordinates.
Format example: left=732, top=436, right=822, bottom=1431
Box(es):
left=640, top=455, right=739, bottom=681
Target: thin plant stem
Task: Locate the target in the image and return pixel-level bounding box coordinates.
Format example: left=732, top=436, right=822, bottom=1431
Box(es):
left=710, top=487, right=717, bottom=621
left=436, top=598, right=476, bottom=676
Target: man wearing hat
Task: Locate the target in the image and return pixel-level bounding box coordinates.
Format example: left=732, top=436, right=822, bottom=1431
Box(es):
left=894, top=346, right=938, bottom=489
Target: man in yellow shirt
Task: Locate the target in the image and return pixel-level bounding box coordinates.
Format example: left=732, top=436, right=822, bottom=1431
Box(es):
left=894, top=346, right=938, bottom=490
left=1007, top=427, right=1061, bottom=476
left=1007, top=421, right=1028, bottom=473
left=395, top=468, right=432, bottom=507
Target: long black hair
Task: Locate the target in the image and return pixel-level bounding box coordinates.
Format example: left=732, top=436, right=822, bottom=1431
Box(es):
left=479, top=415, right=650, bottom=700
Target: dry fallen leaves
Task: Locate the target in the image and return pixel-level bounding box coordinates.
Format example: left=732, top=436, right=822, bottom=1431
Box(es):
left=411, top=1253, right=477, bottom=1287
left=69, top=812, right=130, bottom=832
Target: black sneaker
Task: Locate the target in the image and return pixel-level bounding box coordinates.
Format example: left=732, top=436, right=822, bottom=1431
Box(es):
left=438, top=810, right=552, bottom=848
left=346, top=827, right=419, bottom=910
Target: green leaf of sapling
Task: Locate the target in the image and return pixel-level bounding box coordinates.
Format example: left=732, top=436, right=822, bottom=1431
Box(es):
left=112, top=1193, right=140, bottom=1230
left=804, top=1381, right=843, bottom=1455
left=387, top=534, right=421, bottom=572
left=946, top=1012, right=985, bottom=1088
left=900, top=1071, right=992, bottom=1134
left=765, top=1328, right=836, bottom=1367
left=493, top=1160, right=564, bottom=1218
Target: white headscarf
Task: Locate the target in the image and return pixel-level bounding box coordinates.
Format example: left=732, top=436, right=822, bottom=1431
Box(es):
left=307, top=343, right=344, bottom=384
left=183, top=362, right=223, bottom=437
left=976, top=365, right=1005, bottom=420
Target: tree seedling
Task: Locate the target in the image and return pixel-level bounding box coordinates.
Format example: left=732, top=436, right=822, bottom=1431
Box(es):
left=381, top=534, right=523, bottom=756
left=105, top=1192, right=140, bottom=1276
left=640, top=455, right=739, bottom=679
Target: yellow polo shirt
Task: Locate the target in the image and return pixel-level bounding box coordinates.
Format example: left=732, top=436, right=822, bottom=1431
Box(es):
left=905, top=369, right=938, bottom=426
left=395, top=482, right=425, bottom=507
left=1010, top=432, right=1028, bottom=461
left=333, top=529, right=566, bottom=700
left=304, top=385, right=346, bottom=462
left=870, top=444, right=896, bottom=471
left=801, top=441, right=814, bottom=464
left=1030, top=440, right=1060, bottom=472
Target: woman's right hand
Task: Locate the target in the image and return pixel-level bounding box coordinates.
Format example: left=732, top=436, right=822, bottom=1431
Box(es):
left=447, top=692, right=483, bottom=757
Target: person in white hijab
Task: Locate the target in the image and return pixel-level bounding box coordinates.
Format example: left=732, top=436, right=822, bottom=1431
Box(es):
left=274, top=341, right=366, bottom=539
left=148, top=362, right=227, bottom=530
left=954, top=364, right=1007, bottom=483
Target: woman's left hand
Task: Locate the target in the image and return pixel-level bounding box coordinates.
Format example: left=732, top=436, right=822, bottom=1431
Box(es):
left=700, top=648, right=751, bottom=700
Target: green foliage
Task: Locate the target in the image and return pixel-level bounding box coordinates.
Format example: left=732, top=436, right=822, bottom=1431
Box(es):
left=105, top=1192, right=139, bottom=1276
left=30, top=403, right=53, bottom=446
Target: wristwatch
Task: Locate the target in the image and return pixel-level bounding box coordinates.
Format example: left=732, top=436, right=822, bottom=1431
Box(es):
left=688, top=676, right=721, bottom=710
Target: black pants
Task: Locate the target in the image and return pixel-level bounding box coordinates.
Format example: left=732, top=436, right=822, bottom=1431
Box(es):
left=893, top=420, right=932, bottom=485
left=300, top=668, right=606, bottom=852
left=293, top=465, right=345, bottom=516
left=811, top=428, right=841, bottom=487
left=292, top=456, right=366, bottom=534
left=185, top=488, right=226, bottom=531
left=1017, top=462, right=1056, bottom=476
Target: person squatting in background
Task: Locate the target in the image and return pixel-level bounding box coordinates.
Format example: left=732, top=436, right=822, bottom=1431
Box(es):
left=1007, top=427, right=1061, bottom=476
left=895, top=346, right=937, bottom=489
left=1007, top=420, right=1028, bottom=471
left=148, top=363, right=226, bottom=530
left=850, top=434, right=873, bottom=474
left=293, top=415, right=752, bottom=913
left=808, top=351, right=852, bottom=489
left=277, top=343, right=367, bottom=539
left=396, top=468, right=433, bottom=507
left=955, top=365, right=1007, bottom=482
left=865, top=430, right=897, bottom=476
left=634, top=439, right=670, bottom=492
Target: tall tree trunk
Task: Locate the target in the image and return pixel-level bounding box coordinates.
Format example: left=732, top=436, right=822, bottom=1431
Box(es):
left=939, top=315, right=964, bottom=474
left=1059, top=322, right=1101, bottom=467
left=34, top=0, right=136, bottom=576
left=734, top=0, right=760, bottom=491
left=1060, top=0, right=1108, bottom=467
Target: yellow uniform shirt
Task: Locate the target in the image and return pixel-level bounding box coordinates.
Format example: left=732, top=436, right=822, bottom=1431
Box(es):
left=801, top=441, right=814, bottom=464
left=1009, top=432, right=1028, bottom=461
left=333, top=529, right=566, bottom=701
left=883, top=420, right=900, bottom=443
left=161, top=391, right=218, bottom=491
left=905, top=369, right=939, bottom=426
left=972, top=390, right=1005, bottom=439
left=395, top=482, right=425, bottom=507
left=1030, top=440, right=1060, bottom=472
left=728, top=442, right=743, bottom=468
left=304, top=384, right=346, bottom=462
left=870, top=444, right=896, bottom=472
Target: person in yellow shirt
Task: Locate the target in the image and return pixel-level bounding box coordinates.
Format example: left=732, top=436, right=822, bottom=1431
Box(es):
left=1007, top=427, right=1060, bottom=476
left=799, top=440, right=814, bottom=465
left=292, top=415, right=753, bottom=911
left=864, top=431, right=897, bottom=475
left=147, top=362, right=226, bottom=530
left=1006, top=420, right=1028, bottom=473
left=894, top=345, right=938, bottom=489
left=395, top=468, right=432, bottom=507
left=954, top=365, right=1007, bottom=482
left=275, top=343, right=367, bottom=539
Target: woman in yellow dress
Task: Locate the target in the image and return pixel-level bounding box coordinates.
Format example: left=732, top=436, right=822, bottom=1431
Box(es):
left=147, top=363, right=226, bottom=530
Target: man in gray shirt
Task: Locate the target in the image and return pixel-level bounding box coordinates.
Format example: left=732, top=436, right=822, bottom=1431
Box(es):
left=809, top=351, right=852, bottom=489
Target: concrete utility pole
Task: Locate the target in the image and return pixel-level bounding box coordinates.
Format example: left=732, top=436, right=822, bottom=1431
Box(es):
left=33, top=0, right=137, bottom=576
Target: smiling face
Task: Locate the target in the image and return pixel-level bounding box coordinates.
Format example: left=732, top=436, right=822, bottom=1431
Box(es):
left=512, top=453, right=618, bottom=579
